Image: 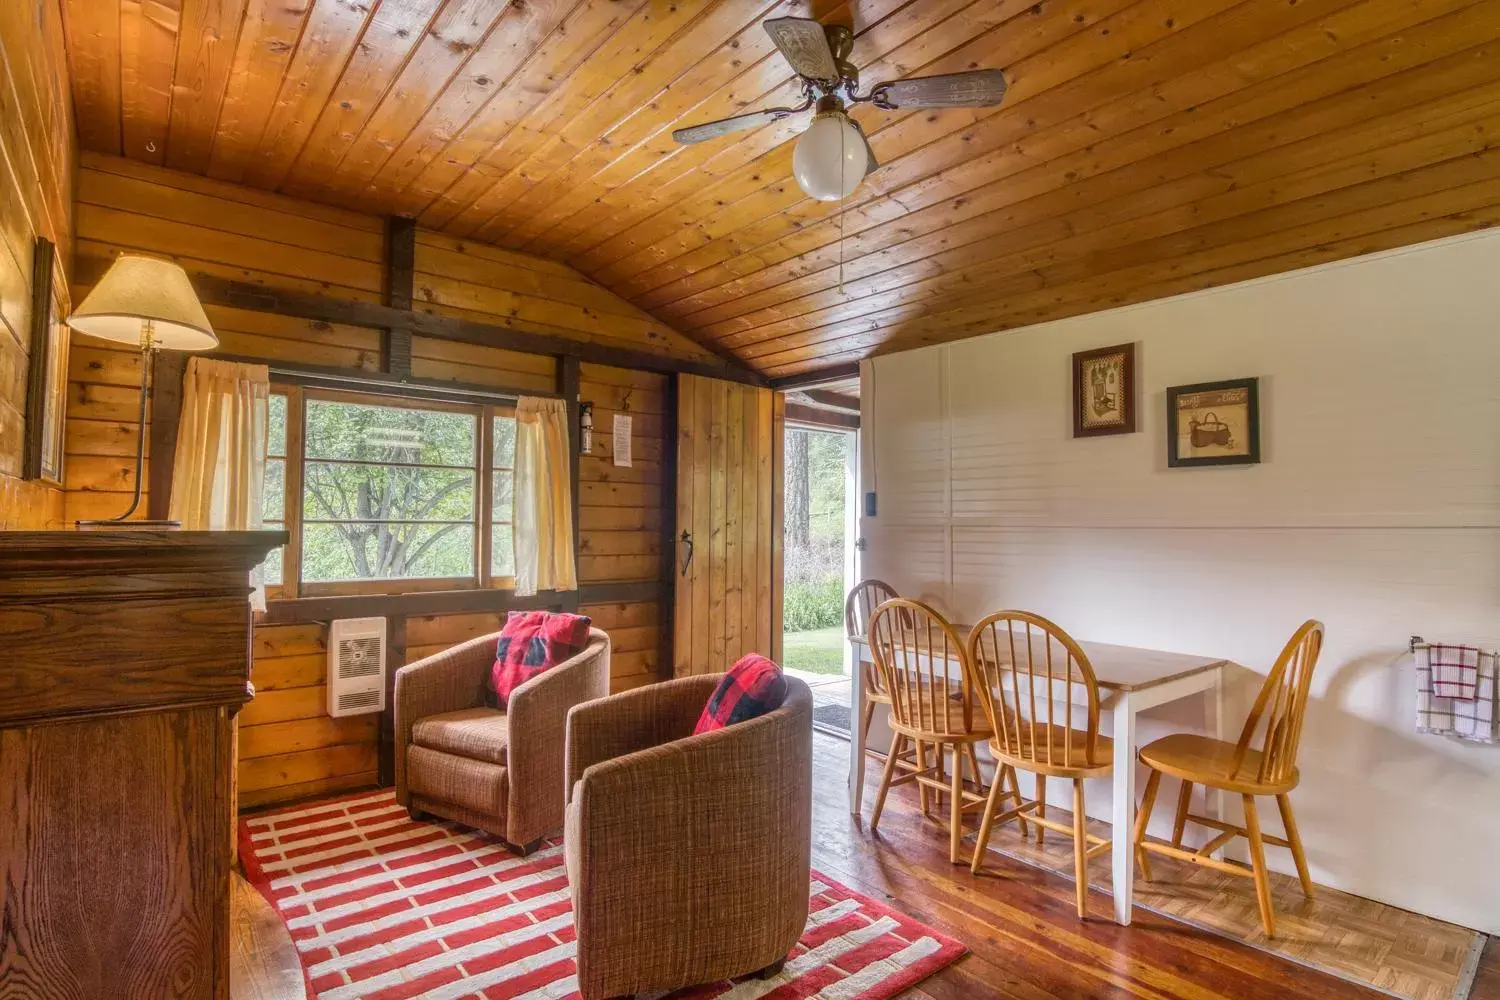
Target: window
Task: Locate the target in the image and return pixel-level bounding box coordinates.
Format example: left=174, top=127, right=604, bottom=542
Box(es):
left=263, top=386, right=518, bottom=598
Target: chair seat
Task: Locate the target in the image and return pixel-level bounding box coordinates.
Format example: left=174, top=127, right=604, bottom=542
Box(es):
left=1138, top=733, right=1298, bottom=794
left=413, top=707, right=509, bottom=765
left=991, top=725, right=1114, bottom=777
left=891, top=697, right=992, bottom=742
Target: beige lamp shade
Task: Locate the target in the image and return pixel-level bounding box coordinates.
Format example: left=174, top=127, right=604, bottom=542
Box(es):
left=66, top=253, right=217, bottom=351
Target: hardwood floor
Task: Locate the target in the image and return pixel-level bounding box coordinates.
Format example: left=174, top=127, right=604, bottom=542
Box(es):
left=230, top=732, right=1494, bottom=999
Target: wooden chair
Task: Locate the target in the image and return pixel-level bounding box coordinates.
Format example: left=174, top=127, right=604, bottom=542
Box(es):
left=867, top=599, right=997, bottom=864
left=1133, top=620, right=1324, bottom=938
left=967, top=611, right=1112, bottom=919
left=846, top=579, right=921, bottom=816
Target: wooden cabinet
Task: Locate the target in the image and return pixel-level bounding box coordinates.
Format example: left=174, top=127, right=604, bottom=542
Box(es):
left=0, top=531, right=285, bottom=999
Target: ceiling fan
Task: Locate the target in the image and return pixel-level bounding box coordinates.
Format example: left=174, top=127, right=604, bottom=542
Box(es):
left=672, top=17, right=1008, bottom=202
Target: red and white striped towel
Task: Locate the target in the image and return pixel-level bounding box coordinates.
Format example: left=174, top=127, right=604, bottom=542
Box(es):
left=239, top=790, right=966, bottom=1000
left=1428, top=643, right=1481, bottom=700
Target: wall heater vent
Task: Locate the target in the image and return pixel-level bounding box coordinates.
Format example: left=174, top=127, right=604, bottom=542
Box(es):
left=327, top=617, right=387, bottom=718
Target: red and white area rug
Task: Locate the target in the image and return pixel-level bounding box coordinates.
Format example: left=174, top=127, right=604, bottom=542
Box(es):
left=240, top=790, right=965, bottom=1000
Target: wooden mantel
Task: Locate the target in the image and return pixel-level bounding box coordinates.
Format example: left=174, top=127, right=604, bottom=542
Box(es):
left=0, top=529, right=285, bottom=999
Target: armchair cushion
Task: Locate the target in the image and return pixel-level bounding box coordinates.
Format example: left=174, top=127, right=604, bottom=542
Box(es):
left=491, top=611, right=592, bottom=706
left=694, top=654, right=788, bottom=734
left=413, top=707, right=509, bottom=765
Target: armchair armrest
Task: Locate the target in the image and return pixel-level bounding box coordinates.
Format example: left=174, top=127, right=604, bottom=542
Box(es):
left=505, top=628, right=612, bottom=841
left=393, top=631, right=496, bottom=804
left=564, top=674, right=719, bottom=800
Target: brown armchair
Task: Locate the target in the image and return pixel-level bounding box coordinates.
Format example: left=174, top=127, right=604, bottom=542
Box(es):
left=395, top=627, right=610, bottom=853
left=564, top=674, right=813, bottom=1000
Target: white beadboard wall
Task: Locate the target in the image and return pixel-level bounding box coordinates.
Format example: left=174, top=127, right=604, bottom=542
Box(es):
left=859, top=228, right=1500, bottom=933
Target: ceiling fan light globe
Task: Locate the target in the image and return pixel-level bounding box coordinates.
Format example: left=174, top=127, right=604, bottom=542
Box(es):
left=793, top=111, right=865, bottom=201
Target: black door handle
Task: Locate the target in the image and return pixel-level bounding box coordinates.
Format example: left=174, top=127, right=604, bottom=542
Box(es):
left=679, top=530, right=694, bottom=577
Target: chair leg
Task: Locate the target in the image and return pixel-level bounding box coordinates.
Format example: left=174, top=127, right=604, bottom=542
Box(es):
left=1277, top=793, right=1315, bottom=899
left=1134, top=769, right=1161, bottom=883
left=970, top=767, right=1006, bottom=875
left=1001, top=764, right=1028, bottom=839
left=1172, top=780, right=1193, bottom=847
left=913, top=739, right=931, bottom=815
left=509, top=838, right=542, bottom=857
left=949, top=744, right=966, bottom=865
left=1072, top=778, right=1089, bottom=920
left=870, top=731, right=903, bottom=832
left=755, top=958, right=787, bottom=980
left=1035, top=773, right=1047, bottom=846
left=966, top=742, right=984, bottom=791
left=1242, top=794, right=1277, bottom=937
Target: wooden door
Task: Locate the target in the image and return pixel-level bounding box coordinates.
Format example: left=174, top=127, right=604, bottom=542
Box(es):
left=674, top=375, right=783, bottom=676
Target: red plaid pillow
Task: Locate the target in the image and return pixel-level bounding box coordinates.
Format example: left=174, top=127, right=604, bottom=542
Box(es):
left=694, top=654, right=788, bottom=734
left=490, top=611, right=592, bottom=708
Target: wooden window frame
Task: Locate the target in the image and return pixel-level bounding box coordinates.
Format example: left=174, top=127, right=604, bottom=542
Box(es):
left=264, top=383, right=519, bottom=602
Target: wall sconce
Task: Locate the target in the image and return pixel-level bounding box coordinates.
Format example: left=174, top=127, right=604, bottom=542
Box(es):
left=579, top=401, right=593, bottom=455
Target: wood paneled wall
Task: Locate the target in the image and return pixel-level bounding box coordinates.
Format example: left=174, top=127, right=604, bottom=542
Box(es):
left=0, top=0, right=73, bottom=529
left=67, top=153, right=681, bottom=806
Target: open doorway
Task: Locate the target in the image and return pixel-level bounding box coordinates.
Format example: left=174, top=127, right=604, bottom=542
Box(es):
left=780, top=378, right=860, bottom=739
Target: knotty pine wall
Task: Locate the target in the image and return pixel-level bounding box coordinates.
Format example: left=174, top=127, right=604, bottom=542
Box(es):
left=860, top=229, right=1500, bottom=933
left=68, top=153, right=675, bottom=807
left=0, top=0, right=72, bottom=528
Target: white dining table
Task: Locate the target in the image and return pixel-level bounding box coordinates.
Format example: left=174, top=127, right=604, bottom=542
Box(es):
left=846, top=631, right=1228, bottom=926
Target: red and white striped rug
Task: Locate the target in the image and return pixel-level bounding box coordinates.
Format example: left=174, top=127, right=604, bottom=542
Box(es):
left=240, top=790, right=965, bottom=1000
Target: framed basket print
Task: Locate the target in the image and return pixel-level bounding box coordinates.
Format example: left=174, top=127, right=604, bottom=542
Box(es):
left=24, top=237, right=70, bottom=485
left=1072, top=342, right=1135, bottom=437
left=1167, top=377, right=1260, bottom=468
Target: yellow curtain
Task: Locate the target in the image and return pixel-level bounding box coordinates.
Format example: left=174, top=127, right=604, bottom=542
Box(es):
left=169, top=357, right=271, bottom=606
left=513, top=396, right=576, bottom=596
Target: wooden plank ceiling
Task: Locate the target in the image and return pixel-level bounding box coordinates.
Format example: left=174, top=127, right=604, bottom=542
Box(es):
left=61, top=0, right=1500, bottom=377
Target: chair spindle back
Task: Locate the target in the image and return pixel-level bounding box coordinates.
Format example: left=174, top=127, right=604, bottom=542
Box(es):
left=1232, top=620, right=1324, bottom=784
left=867, top=599, right=976, bottom=738
left=966, top=611, right=1104, bottom=768
left=846, top=579, right=900, bottom=697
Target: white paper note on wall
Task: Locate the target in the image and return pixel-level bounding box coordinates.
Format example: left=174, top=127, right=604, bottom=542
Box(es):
left=613, top=414, right=632, bottom=467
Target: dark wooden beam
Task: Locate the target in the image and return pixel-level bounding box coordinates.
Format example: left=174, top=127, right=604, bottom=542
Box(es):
left=560, top=355, right=581, bottom=614
left=383, top=217, right=416, bottom=378
left=72, top=258, right=770, bottom=387
left=768, top=363, right=860, bottom=391
left=657, top=373, right=678, bottom=682
left=259, top=580, right=659, bottom=625
left=146, top=352, right=187, bottom=521
left=786, top=402, right=858, bottom=430
left=376, top=614, right=406, bottom=787
left=800, top=389, right=860, bottom=412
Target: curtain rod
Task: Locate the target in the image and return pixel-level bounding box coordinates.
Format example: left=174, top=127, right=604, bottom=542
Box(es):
left=241, top=357, right=563, bottom=405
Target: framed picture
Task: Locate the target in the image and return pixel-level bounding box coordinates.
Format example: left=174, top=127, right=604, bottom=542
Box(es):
left=24, top=237, right=70, bottom=485
left=1166, top=377, right=1260, bottom=467
left=1072, top=342, right=1135, bottom=437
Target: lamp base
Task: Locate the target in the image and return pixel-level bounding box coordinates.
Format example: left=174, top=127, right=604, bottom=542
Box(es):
left=76, top=519, right=183, bottom=531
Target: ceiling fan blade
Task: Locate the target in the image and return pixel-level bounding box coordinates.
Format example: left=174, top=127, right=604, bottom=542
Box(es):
left=874, top=69, right=1008, bottom=109
left=672, top=108, right=795, bottom=145
left=764, top=16, right=840, bottom=81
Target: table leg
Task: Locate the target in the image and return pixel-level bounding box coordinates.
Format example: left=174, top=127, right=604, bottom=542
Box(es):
left=1209, top=666, right=1225, bottom=860
left=850, top=656, right=866, bottom=817
left=1111, top=694, right=1136, bottom=926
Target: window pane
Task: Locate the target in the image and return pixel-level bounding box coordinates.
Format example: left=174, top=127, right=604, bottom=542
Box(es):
left=263, top=458, right=285, bottom=523
left=493, top=415, right=516, bottom=468
left=305, top=399, right=476, bottom=467
left=303, top=463, right=475, bottom=523
left=302, top=523, right=475, bottom=582
left=492, top=470, right=515, bottom=578
left=267, top=394, right=287, bottom=458
left=261, top=538, right=283, bottom=586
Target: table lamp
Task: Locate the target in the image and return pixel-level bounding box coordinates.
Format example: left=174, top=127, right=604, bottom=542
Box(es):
left=65, top=254, right=218, bottom=528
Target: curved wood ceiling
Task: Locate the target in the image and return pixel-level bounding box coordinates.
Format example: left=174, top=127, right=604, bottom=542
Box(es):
left=61, top=0, right=1500, bottom=377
